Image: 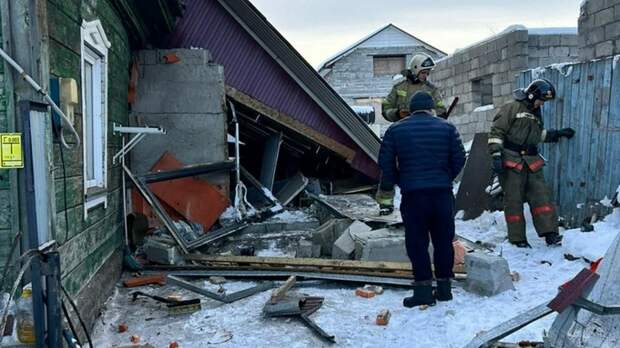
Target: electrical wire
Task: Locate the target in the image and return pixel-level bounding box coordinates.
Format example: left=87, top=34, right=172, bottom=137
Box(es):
left=61, top=285, right=93, bottom=348
left=61, top=299, right=82, bottom=347
left=58, top=143, right=70, bottom=243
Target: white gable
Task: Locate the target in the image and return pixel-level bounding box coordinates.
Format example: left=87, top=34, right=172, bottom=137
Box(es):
left=359, top=25, right=422, bottom=48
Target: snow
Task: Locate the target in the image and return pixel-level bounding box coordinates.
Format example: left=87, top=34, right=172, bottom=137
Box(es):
left=528, top=27, right=577, bottom=35
left=269, top=209, right=315, bottom=222
left=91, top=207, right=620, bottom=347
left=550, top=62, right=575, bottom=77
left=614, top=55, right=620, bottom=70
left=350, top=105, right=374, bottom=114
left=531, top=66, right=546, bottom=79
left=473, top=104, right=494, bottom=112
left=454, top=25, right=527, bottom=53
left=600, top=196, right=613, bottom=207
left=563, top=208, right=620, bottom=261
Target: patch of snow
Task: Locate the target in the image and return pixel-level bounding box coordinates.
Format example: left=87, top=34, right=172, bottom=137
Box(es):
left=462, top=140, right=474, bottom=153
left=531, top=66, right=546, bottom=79
left=393, top=186, right=402, bottom=207
left=350, top=105, right=374, bottom=114
left=392, top=73, right=404, bottom=81
left=473, top=104, right=494, bottom=112
left=600, top=196, right=613, bottom=208
left=455, top=210, right=465, bottom=220
left=563, top=208, right=620, bottom=261
left=577, top=203, right=585, bottom=209
left=528, top=27, right=577, bottom=35
left=227, top=134, right=245, bottom=145
left=454, top=25, right=527, bottom=53
left=219, top=206, right=236, bottom=220
left=270, top=210, right=314, bottom=222
left=255, top=240, right=294, bottom=257
left=550, top=62, right=575, bottom=77
left=614, top=55, right=620, bottom=70
left=261, top=188, right=277, bottom=201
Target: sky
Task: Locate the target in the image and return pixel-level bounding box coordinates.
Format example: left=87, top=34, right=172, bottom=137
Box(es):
left=249, top=0, right=584, bottom=68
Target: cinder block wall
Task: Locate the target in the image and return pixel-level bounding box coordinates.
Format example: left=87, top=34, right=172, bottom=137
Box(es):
left=132, top=49, right=229, bottom=194
left=578, top=0, right=620, bottom=60
left=432, top=27, right=578, bottom=141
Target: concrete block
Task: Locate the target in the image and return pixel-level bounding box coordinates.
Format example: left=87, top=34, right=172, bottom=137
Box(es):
left=560, top=35, right=579, bottom=46
left=587, top=27, right=607, bottom=45
left=465, top=252, right=515, bottom=296
left=296, top=239, right=314, bottom=258
left=550, top=46, right=571, bottom=57
left=595, top=7, right=616, bottom=26
left=596, top=40, right=615, bottom=56
left=333, top=221, right=373, bottom=259
left=353, top=228, right=408, bottom=262
left=311, top=219, right=352, bottom=257
left=539, top=35, right=562, bottom=46
left=144, top=238, right=179, bottom=265
left=606, top=21, right=620, bottom=40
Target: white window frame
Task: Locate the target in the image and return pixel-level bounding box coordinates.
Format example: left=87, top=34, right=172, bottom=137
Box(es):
left=80, top=20, right=111, bottom=217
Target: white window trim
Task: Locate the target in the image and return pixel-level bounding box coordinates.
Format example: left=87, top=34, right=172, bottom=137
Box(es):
left=81, top=20, right=111, bottom=217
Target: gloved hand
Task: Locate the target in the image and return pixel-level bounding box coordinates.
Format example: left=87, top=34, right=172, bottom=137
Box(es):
left=379, top=204, right=394, bottom=216
left=558, top=128, right=575, bottom=139
left=376, top=189, right=394, bottom=215
left=399, top=108, right=410, bottom=118
left=547, top=128, right=575, bottom=142
left=492, top=154, right=504, bottom=175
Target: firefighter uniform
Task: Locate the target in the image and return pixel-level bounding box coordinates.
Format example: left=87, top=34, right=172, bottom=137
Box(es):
left=382, top=53, right=446, bottom=122
left=382, top=80, right=446, bottom=122
left=488, top=80, right=574, bottom=246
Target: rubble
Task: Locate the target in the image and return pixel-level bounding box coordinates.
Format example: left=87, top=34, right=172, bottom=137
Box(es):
left=376, top=309, right=391, bottom=326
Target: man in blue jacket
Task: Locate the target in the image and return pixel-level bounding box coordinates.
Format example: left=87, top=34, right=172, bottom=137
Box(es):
left=377, top=91, right=466, bottom=308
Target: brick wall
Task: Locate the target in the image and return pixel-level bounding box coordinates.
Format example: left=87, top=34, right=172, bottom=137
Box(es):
left=578, top=0, right=620, bottom=60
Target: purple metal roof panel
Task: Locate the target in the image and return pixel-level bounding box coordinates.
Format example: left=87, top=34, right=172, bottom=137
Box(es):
left=165, top=0, right=379, bottom=178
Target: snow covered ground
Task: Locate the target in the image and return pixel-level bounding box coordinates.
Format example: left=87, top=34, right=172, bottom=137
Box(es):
left=92, top=208, right=620, bottom=348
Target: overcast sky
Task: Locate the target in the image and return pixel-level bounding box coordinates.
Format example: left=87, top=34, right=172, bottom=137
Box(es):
left=249, top=0, right=584, bottom=67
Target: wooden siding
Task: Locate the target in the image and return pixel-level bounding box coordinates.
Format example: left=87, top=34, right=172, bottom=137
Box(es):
left=518, top=56, right=620, bottom=226
left=47, top=0, right=128, bottom=295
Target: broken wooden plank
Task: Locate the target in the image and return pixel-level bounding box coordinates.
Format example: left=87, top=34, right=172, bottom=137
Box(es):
left=271, top=276, right=296, bottom=304
left=464, top=302, right=553, bottom=348
left=226, top=86, right=356, bottom=161
left=183, top=254, right=466, bottom=274
left=123, top=274, right=166, bottom=288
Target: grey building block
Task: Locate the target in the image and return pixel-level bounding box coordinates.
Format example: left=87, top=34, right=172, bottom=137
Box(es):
left=144, top=237, right=179, bottom=265
left=596, top=40, right=615, bottom=56
left=311, top=219, right=352, bottom=257
left=465, top=252, right=515, bottom=296
left=332, top=230, right=356, bottom=259
left=595, top=7, right=616, bottom=26
left=360, top=237, right=409, bottom=262
left=296, top=239, right=314, bottom=258
left=606, top=21, right=620, bottom=40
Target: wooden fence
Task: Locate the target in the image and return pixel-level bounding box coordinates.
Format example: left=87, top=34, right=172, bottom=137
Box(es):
left=518, top=55, right=620, bottom=226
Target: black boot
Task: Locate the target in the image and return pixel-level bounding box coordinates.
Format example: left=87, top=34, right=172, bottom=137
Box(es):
left=511, top=240, right=532, bottom=248
left=435, top=279, right=453, bottom=301
left=545, top=232, right=562, bottom=246
left=403, top=281, right=436, bottom=308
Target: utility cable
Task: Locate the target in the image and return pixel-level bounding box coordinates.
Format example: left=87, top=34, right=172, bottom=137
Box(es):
left=58, top=142, right=70, bottom=243
left=61, top=285, right=93, bottom=348
left=61, top=299, right=82, bottom=347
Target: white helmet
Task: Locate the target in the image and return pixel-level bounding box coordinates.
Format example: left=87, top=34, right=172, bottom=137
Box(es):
left=409, top=53, right=436, bottom=76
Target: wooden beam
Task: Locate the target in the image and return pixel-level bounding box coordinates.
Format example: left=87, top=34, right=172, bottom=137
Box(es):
left=184, top=254, right=466, bottom=275
left=226, top=86, right=356, bottom=162
left=271, top=276, right=296, bottom=304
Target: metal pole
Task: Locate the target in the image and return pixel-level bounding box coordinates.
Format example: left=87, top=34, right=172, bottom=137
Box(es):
left=44, top=251, right=62, bottom=347
left=20, top=100, right=47, bottom=347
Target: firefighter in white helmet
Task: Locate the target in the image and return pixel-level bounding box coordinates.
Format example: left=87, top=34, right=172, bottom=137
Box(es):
left=382, top=53, right=446, bottom=122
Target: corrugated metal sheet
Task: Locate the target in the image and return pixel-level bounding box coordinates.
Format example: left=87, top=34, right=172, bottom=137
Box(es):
left=518, top=56, right=620, bottom=226
left=164, top=0, right=380, bottom=178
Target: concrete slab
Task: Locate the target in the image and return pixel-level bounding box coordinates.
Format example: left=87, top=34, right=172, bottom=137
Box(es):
left=311, top=219, right=352, bottom=257
left=331, top=220, right=372, bottom=260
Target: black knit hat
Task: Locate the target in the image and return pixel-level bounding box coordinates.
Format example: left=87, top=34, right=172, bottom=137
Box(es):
left=409, top=91, right=435, bottom=113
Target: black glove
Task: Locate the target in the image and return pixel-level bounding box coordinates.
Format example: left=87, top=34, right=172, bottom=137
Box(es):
left=492, top=155, right=504, bottom=175
left=547, top=128, right=575, bottom=142
left=558, top=128, right=575, bottom=139
left=379, top=204, right=394, bottom=216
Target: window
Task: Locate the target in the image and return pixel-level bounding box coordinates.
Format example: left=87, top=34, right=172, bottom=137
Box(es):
left=471, top=75, right=493, bottom=107
left=373, top=55, right=406, bottom=76
left=81, top=20, right=110, bottom=213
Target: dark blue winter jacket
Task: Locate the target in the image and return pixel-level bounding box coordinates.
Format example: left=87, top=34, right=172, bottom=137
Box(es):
left=378, top=111, right=466, bottom=192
